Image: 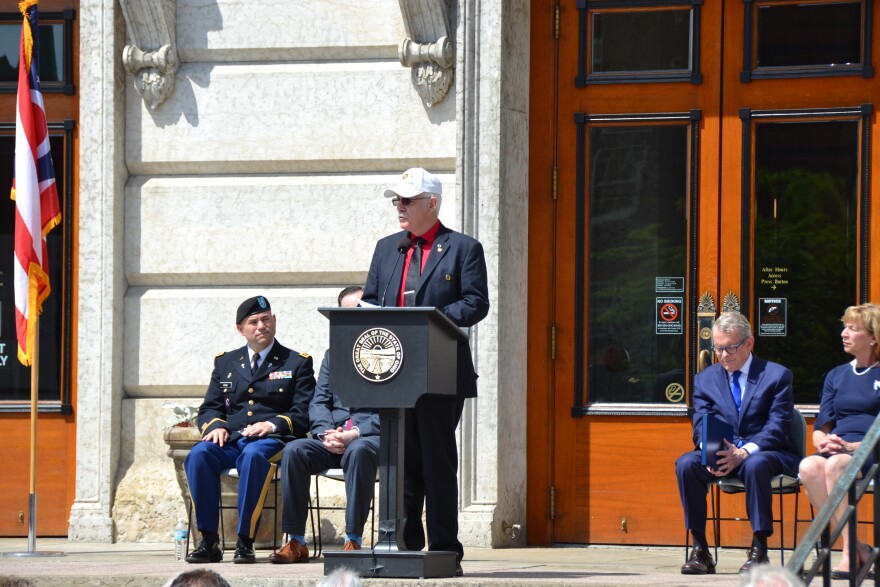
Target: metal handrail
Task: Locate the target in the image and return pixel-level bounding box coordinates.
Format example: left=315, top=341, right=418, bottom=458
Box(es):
left=786, top=413, right=880, bottom=586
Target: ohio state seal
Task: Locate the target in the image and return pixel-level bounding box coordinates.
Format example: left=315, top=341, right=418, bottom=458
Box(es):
left=353, top=328, right=403, bottom=382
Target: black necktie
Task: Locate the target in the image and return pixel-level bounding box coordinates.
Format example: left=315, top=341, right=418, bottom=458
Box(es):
left=251, top=352, right=260, bottom=374
left=403, top=237, right=424, bottom=307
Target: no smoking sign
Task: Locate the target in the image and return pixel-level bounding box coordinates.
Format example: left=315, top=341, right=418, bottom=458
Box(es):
left=656, top=297, right=683, bottom=335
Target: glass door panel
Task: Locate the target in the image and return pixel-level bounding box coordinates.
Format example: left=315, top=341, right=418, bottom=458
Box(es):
left=0, top=133, right=70, bottom=407
left=586, top=124, right=689, bottom=404
left=752, top=119, right=860, bottom=403
left=756, top=2, right=862, bottom=68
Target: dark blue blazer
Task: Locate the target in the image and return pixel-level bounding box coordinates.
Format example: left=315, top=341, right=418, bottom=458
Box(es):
left=692, top=354, right=798, bottom=460
left=361, top=222, right=490, bottom=398
left=309, top=350, right=380, bottom=438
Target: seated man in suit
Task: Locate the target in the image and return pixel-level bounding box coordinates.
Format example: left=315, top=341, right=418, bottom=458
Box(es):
left=675, top=311, right=799, bottom=575
left=184, top=296, right=316, bottom=564
left=269, top=286, right=381, bottom=563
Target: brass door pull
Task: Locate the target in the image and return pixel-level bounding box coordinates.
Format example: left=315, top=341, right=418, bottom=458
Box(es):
left=698, top=349, right=711, bottom=373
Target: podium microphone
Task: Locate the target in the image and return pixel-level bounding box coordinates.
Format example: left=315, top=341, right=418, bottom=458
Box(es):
left=380, top=237, right=412, bottom=307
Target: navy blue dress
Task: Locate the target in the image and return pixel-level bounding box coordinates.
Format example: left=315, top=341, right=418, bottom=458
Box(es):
left=814, top=362, right=880, bottom=473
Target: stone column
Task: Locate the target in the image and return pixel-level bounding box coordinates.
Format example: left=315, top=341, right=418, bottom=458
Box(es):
left=455, top=0, right=530, bottom=548
left=68, top=0, right=127, bottom=542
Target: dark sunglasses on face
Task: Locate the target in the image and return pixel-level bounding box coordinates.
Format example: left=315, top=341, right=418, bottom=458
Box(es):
left=391, top=196, right=429, bottom=207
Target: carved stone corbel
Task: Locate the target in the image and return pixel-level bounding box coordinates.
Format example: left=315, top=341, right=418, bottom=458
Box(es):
left=398, top=0, right=455, bottom=107
left=120, top=0, right=178, bottom=110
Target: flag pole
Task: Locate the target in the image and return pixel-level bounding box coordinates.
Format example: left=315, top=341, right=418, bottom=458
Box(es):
left=28, top=319, right=39, bottom=553
left=1, top=317, right=62, bottom=558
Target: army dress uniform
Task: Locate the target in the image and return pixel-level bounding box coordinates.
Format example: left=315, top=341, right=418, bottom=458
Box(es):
left=185, top=339, right=316, bottom=541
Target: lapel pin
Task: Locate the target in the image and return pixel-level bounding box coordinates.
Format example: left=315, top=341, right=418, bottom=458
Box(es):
left=437, top=244, right=443, bottom=252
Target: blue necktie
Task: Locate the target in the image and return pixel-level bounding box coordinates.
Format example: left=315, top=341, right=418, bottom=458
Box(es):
left=730, top=370, right=743, bottom=411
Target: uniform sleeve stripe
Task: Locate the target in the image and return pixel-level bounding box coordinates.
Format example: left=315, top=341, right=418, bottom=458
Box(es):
left=202, top=418, right=227, bottom=433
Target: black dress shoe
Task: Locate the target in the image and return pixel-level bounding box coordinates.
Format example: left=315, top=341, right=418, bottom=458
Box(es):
left=739, top=546, right=770, bottom=574
left=233, top=538, right=256, bottom=564
left=455, top=563, right=464, bottom=577
left=681, top=547, right=716, bottom=575
left=184, top=540, right=222, bottom=564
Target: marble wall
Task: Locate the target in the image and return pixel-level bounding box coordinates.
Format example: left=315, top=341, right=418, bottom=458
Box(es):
left=70, top=0, right=530, bottom=548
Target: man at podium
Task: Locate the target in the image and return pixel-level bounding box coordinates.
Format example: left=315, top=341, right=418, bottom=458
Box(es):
left=361, top=167, right=490, bottom=573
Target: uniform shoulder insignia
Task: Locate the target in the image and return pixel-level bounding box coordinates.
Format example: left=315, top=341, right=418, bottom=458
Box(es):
left=215, top=351, right=226, bottom=358
left=299, top=352, right=311, bottom=358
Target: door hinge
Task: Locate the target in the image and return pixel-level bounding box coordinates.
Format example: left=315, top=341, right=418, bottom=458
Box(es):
left=554, top=5, right=561, bottom=40
left=549, top=486, right=556, bottom=520
left=550, top=326, right=557, bottom=359
left=552, top=164, right=558, bottom=201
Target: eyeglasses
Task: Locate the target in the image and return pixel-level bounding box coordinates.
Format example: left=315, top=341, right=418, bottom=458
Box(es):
left=391, top=196, right=429, bottom=207
left=712, top=337, right=749, bottom=356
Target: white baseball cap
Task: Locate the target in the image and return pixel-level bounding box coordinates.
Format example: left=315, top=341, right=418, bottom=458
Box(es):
left=383, top=167, right=443, bottom=198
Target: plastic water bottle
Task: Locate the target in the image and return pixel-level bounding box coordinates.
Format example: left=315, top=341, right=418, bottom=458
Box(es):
left=173, top=518, right=188, bottom=560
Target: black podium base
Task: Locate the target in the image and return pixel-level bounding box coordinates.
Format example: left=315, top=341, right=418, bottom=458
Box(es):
left=323, top=549, right=457, bottom=578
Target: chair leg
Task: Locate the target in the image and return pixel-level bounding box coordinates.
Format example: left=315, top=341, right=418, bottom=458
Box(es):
left=186, top=498, right=194, bottom=556
left=791, top=487, right=800, bottom=564
left=711, top=484, right=720, bottom=563
left=777, top=483, right=785, bottom=565
left=308, top=496, right=316, bottom=556
left=314, top=475, right=323, bottom=559
left=685, top=528, right=691, bottom=563
left=272, top=472, right=279, bottom=552
left=810, top=503, right=820, bottom=559
left=369, top=494, right=376, bottom=549
left=219, top=497, right=226, bottom=552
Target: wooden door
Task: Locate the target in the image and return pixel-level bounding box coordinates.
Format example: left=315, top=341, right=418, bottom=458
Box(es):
left=529, top=0, right=880, bottom=546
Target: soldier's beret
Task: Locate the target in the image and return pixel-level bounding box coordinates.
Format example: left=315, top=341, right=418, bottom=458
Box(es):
left=236, top=296, right=271, bottom=323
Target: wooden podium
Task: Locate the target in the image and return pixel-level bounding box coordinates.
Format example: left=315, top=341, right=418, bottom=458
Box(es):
left=318, top=307, right=466, bottom=579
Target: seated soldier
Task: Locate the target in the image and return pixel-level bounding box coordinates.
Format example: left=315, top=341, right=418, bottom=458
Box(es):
left=184, top=296, right=316, bottom=564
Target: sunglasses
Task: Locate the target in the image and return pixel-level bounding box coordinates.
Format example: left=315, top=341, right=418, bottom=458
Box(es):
left=391, top=196, right=429, bottom=207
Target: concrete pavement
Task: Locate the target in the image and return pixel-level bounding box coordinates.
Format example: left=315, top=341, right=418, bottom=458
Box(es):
left=0, top=539, right=822, bottom=587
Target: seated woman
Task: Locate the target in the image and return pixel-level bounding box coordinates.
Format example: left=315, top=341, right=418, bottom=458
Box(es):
left=800, top=302, right=880, bottom=580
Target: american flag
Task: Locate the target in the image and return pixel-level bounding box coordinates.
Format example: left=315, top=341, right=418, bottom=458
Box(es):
left=11, top=0, right=61, bottom=367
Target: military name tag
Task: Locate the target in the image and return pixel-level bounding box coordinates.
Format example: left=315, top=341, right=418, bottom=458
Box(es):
left=269, top=371, right=292, bottom=380
left=220, top=381, right=232, bottom=392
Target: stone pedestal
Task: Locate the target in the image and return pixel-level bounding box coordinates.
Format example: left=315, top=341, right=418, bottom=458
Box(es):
left=163, top=425, right=201, bottom=505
